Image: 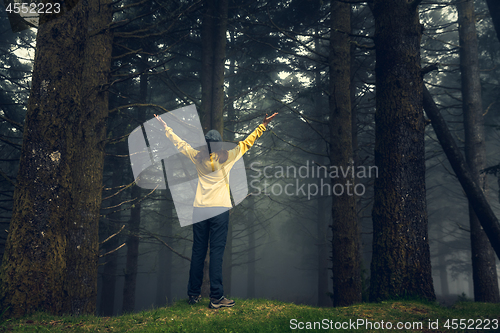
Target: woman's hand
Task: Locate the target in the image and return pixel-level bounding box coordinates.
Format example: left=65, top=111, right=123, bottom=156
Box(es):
left=154, top=114, right=167, bottom=128
left=262, top=112, right=278, bottom=127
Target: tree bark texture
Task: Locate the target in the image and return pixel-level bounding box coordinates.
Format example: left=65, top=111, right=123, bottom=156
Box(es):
left=329, top=0, right=361, bottom=307
left=200, top=0, right=228, bottom=135
left=369, top=0, right=435, bottom=302
left=0, top=0, right=113, bottom=317
left=457, top=0, right=499, bottom=303
left=314, top=28, right=332, bottom=308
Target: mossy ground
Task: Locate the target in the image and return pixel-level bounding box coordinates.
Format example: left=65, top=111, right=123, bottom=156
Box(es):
left=1, top=298, right=499, bottom=332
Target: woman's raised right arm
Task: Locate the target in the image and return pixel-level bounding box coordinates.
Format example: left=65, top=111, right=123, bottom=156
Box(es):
left=154, top=114, right=195, bottom=156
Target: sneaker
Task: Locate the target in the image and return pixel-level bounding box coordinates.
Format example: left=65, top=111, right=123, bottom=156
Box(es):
left=188, top=295, right=201, bottom=305
left=209, top=296, right=235, bottom=309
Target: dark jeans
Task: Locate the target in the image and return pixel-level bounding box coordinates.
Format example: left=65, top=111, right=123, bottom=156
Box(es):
left=187, top=208, right=229, bottom=299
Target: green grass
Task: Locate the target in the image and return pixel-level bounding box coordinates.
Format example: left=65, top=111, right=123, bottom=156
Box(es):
left=1, top=298, right=499, bottom=332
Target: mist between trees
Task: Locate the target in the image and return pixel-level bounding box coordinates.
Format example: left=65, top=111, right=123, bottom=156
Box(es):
left=0, top=0, right=499, bottom=318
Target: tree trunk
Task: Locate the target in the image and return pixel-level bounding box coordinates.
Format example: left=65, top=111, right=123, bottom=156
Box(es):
left=317, top=193, right=331, bottom=306
left=423, top=85, right=500, bottom=263
left=486, top=0, right=500, bottom=45
left=122, top=184, right=141, bottom=313
left=222, top=61, right=237, bottom=296
left=199, top=0, right=229, bottom=297
left=329, top=0, right=361, bottom=307
left=122, top=71, right=149, bottom=313
left=468, top=271, right=474, bottom=299
left=0, top=0, right=113, bottom=318
left=457, top=0, right=500, bottom=303
left=313, top=26, right=332, bottom=308
left=369, top=0, right=435, bottom=302
left=435, top=227, right=450, bottom=296
left=200, top=0, right=228, bottom=135
left=439, top=261, right=449, bottom=296
left=156, top=191, right=173, bottom=307
left=200, top=0, right=214, bottom=133
left=99, top=157, right=124, bottom=316
left=438, top=245, right=449, bottom=296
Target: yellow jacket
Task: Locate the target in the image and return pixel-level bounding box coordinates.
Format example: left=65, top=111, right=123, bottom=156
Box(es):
left=164, top=124, right=266, bottom=207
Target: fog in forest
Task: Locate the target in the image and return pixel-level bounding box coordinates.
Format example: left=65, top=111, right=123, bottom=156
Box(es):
left=96, top=150, right=500, bottom=314
left=0, top=0, right=500, bottom=318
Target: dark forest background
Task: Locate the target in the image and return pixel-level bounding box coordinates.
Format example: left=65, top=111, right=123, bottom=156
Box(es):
left=0, top=0, right=500, bottom=318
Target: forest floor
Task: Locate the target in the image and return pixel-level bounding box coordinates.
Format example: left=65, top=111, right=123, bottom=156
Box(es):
left=1, top=298, right=499, bottom=332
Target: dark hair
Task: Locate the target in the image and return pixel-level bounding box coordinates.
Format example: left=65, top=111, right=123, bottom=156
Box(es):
left=195, top=148, right=228, bottom=164
left=196, top=129, right=227, bottom=164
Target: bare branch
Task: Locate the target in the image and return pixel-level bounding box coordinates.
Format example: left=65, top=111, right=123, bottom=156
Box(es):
left=100, top=225, right=126, bottom=245
left=0, top=168, right=15, bottom=187
left=99, top=242, right=126, bottom=258
left=0, top=136, right=21, bottom=149
left=147, top=232, right=191, bottom=261
left=0, top=114, right=23, bottom=130
left=457, top=223, right=471, bottom=233
left=421, top=63, right=439, bottom=75
left=108, top=103, right=169, bottom=114
left=483, top=101, right=496, bottom=117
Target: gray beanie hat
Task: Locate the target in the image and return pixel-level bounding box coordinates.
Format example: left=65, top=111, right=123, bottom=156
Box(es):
left=205, top=130, right=222, bottom=154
